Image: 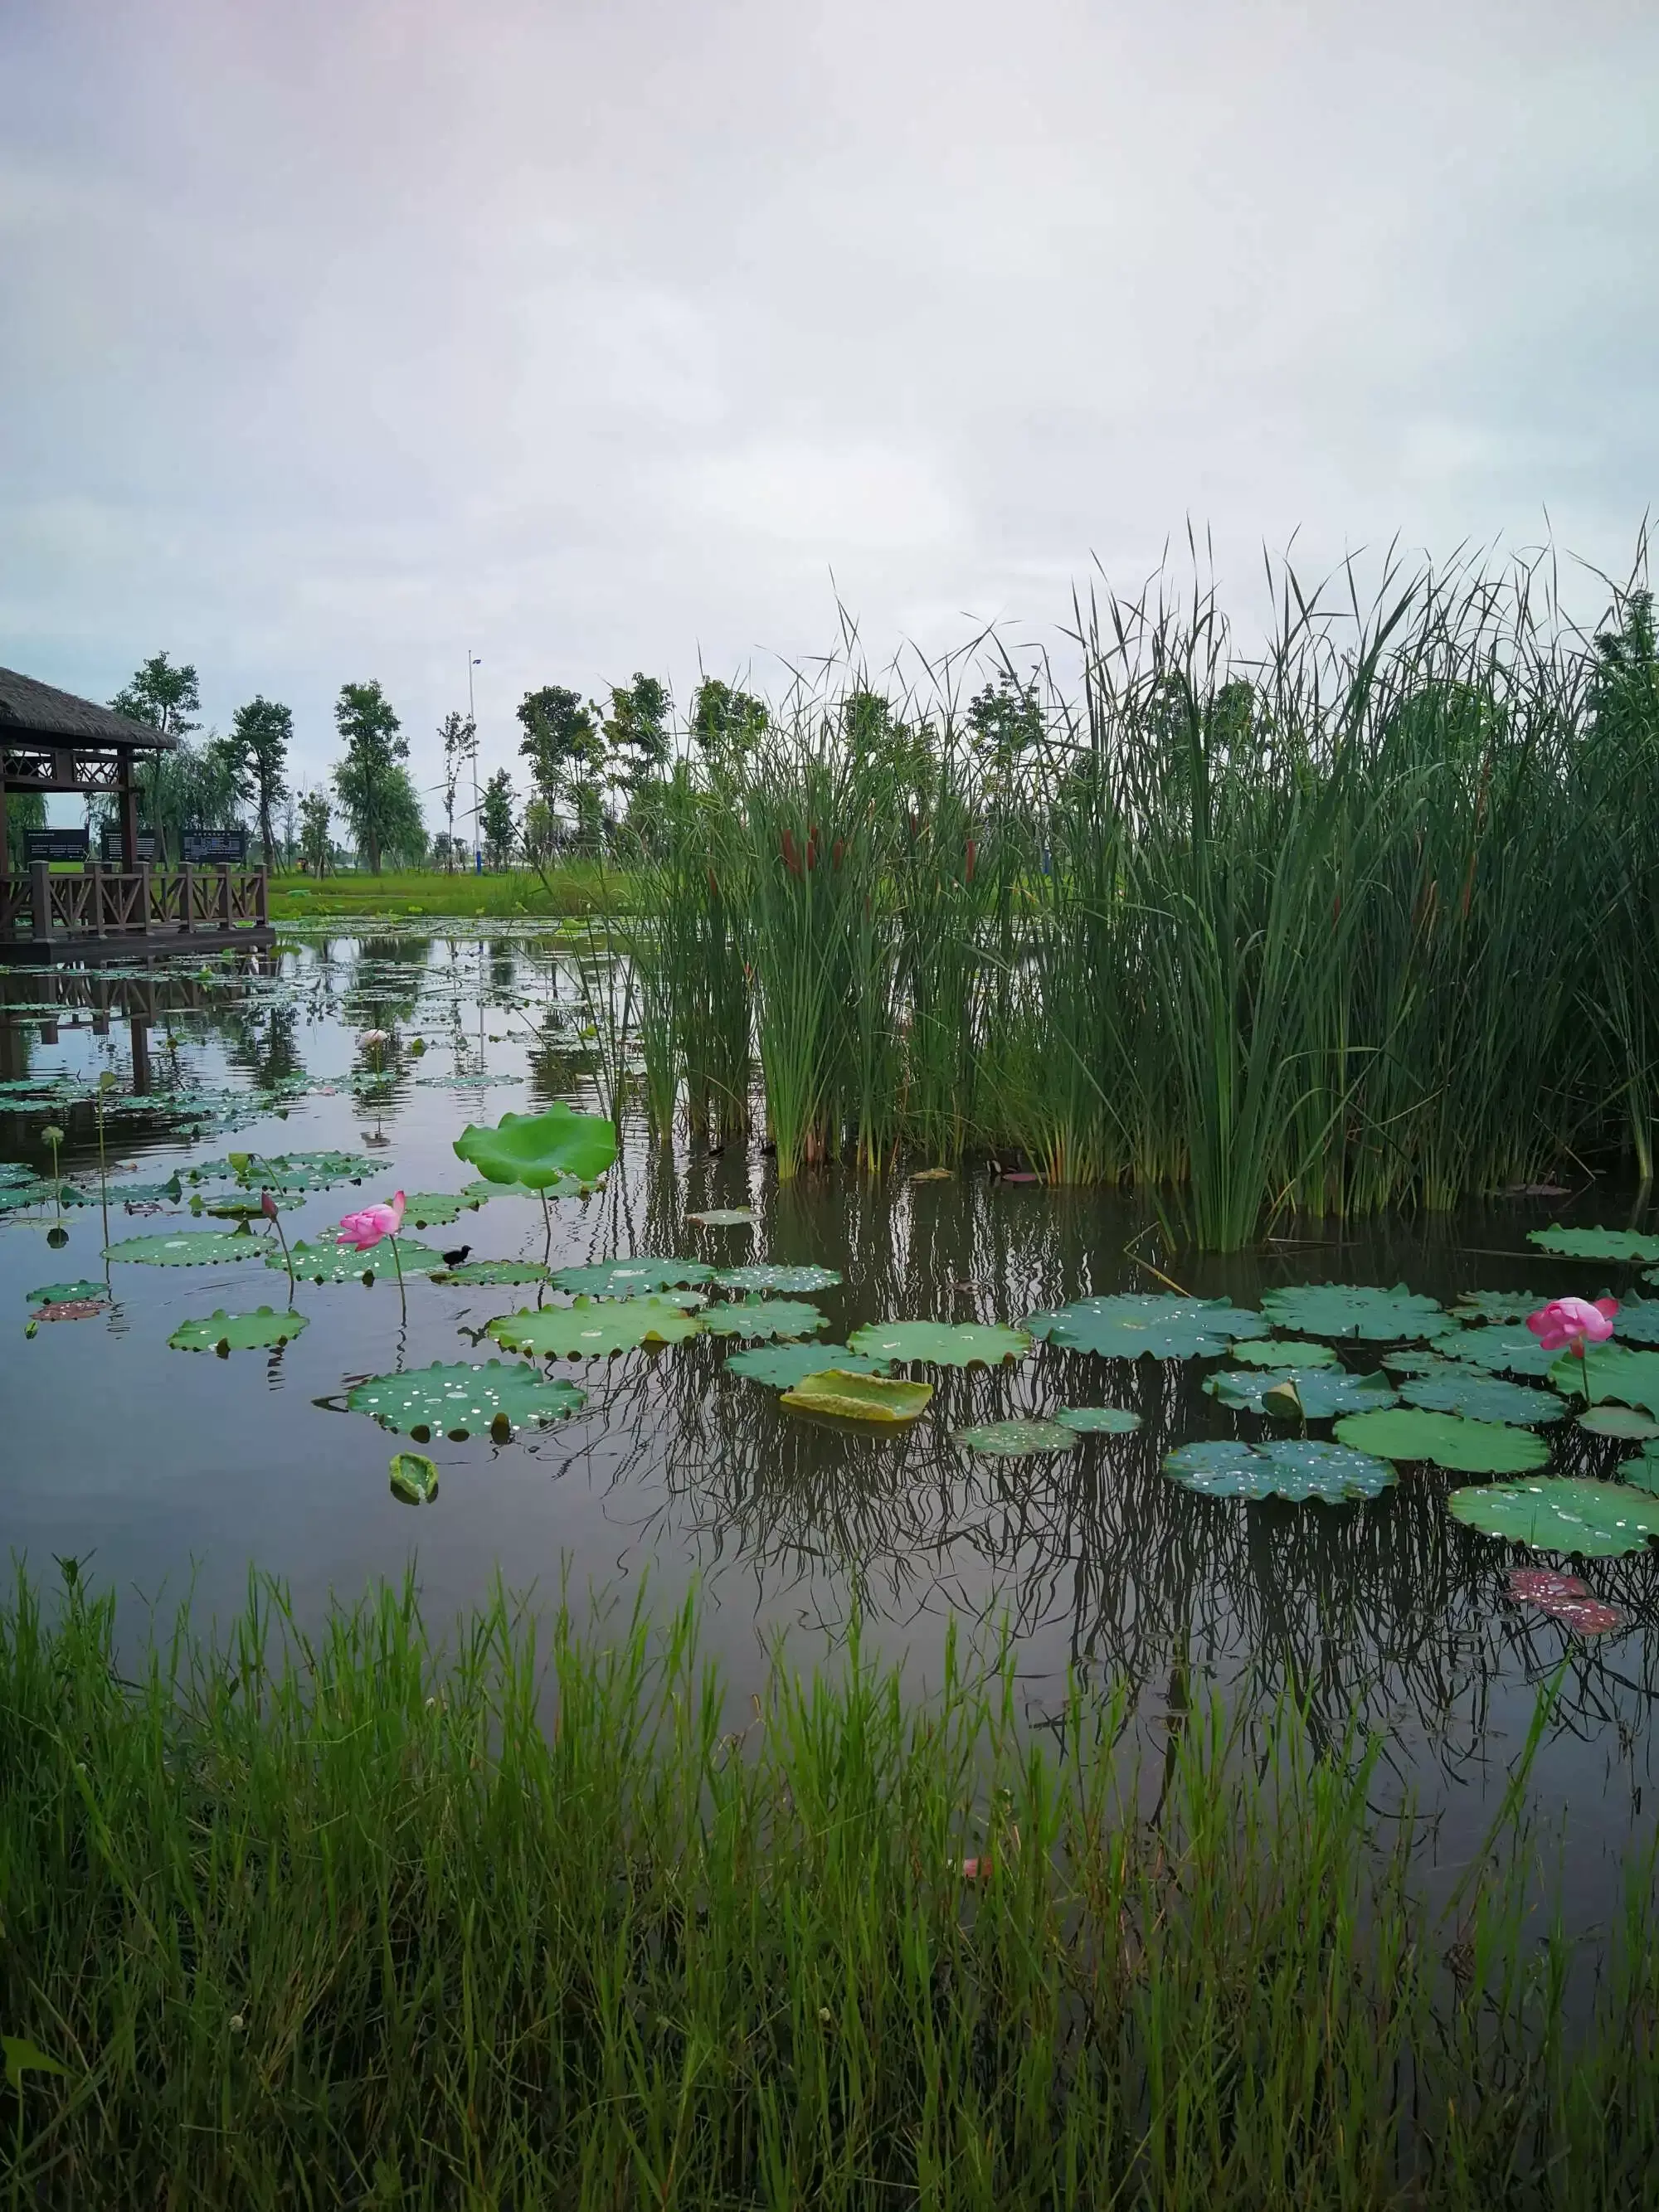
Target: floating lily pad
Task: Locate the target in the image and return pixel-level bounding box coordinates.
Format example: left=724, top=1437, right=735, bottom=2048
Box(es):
left=1381, top=1346, right=1462, bottom=1377
left=1579, top=1404, right=1659, bottom=1440
left=1549, top=1344, right=1659, bottom=1418
left=0, top=1180, right=91, bottom=1212
left=26, top=1280, right=107, bottom=1305
left=488, top=1295, right=704, bottom=1358
left=453, top=1103, right=617, bottom=1191
left=431, top=1258, right=552, bottom=1286
left=1163, top=1438, right=1396, bottom=1503
left=168, top=1307, right=309, bottom=1354
left=105, top=1230, right=263, bottom=1267
left=276, top=1237, right=445, bottom=1285
left=32, top=1298, right=106, bottom=1322
left=1610, top=1299, right=1659, bottom=1346
left=1506, top=1566, right=1627, bottom=1635
left=780, top=1370, right=933, bottom=1424
left=459, top=1177, right=556, bottom=1203
left=688, top=1208, right=755, bottom=1227
left=1447, top=1477, right=1659, bottom=1558
left=114, top=1176, right=186, bottom=1203
left=955, top=1418, right=1078, bottom=1456
left=846, top=1319, right=1031, bottom=1369
left=348, top=1359, right=586, bottom=1441
left=1625, top=1449, right=1659, bottom=1496
left=1453, top=1290, right=1554, bottom=1324
left=699, top=1297, right=830, bottom=1341
left=1228, top=1337, right=1340, bottom=1369
left=389, top=1451, right=439, bottom=1505
left=713, top=1263, right=843, bottom=1295
left=1257, top=1283, right=1452, bottom=1342
left=1332, top=1407, right=1550, bottom=1473
left=725, top=1341, right=893, bottom=1387
left=551, top=1257, right=715, bottom=1296
left=199, top=1191, right=304, bottom=1219
left=401, top=1193, right=469, bottom=1228
left=1205, top=1367, right=1397, bottom=1419
left=1527, top=1226, right=1659, bottom=1264
left=189, top=1150, right=377, bottom=1191
left=1398, top=1369, right=1565, bottom=1427
left=1053, top=1405, right=1142, bottom=1434
left=1447, top=1325, right=1559, bottom=1378
left=1024, top=1295, right=1266, bottom=1360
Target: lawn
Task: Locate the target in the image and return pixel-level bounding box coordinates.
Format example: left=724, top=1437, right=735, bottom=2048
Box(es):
left=267, top=863, right=625, bottom=921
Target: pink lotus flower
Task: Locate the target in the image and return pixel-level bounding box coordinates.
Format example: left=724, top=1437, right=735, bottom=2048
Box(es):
left=337, top=1191, right=406, bottom=1252
left=1525, top=1295, right=1618, bottom=1356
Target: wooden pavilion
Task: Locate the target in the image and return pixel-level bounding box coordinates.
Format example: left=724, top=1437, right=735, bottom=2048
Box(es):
left=0, top=667, right=272, bottom=963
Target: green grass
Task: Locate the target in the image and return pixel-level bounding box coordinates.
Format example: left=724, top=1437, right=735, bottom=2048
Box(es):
left=267, top=863, right=624, bottom=922
left=2, top=1565, right=1655, bottom=2206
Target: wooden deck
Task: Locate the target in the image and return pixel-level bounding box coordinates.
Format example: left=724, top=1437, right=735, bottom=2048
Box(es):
left=0, top=864, right=275, bottom=963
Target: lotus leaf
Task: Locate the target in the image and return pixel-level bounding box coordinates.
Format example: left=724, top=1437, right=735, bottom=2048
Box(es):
left=846, top=1319, right=1031, bottom=1369
left=1228, top=1337, right=1340, bottom=1369
left=1205, top=1367, right=1397, bottom=1419
left=688, top=1208, right=755, bottom=1226
left=1625, top=1450, right=1659, bottom=1497
left=276, top=1237, right=445, bottom=1284
left=168, top=1307, right=309, bottom=1353
left=1506, top=1567, right=1627, bottom=1635
left=1332, top=1407, right=1550, bottom=1473
left=1398, top=1369, right=1564, bottom=1426
left=780, top=1370, right=932, bottom=1424
left=1611, top=1298, right=1659, bottom=1346
left=388, top=1451, right=439, bottom=1505
left=1257, top=1282, right=1452, bottom=1342
left=724, top=1342, right=893, bottom=1388
left=699, top=1297, right=830, bottom=1341
left=1548, top=1344, right=1659, bottom=1417
left=32, top=1298, right=104, bottom=1322
left=1381, top=1347, right=1462, bottom=1377
left=1447, top=1477, right=1659, bottom=1558
left=0, top=1162, right=33, bottom=1184
left=488, top=1295, right=704, bottom=1358
left=1453, top=1290, right=1554, bottom=1324
left=453, top=1103, right=616, bottom=1191
left=114, top=1177, right=185, bottom=1203
left=1024, top=1294, right=1267, bottom=1360
left=955, top=1418, right=1078, bottom=1456
left=200, top=1191, right=304, bottom=1219
left=26, top=1280, right=107, bottom=1305
left=713, top=1263, right=843, bottom=1294
left=189, top=1150, right=377, bottom=1191
left=1527, top=1225, right=1659, bottom=1264
left=1579, top=1404, right=1659, bottom=1440
left=1053, top=1405, right=1142, bottom=1434
left=431, top=1258, right=552, bottom=1286
left=551, top=1257, right=715, bottom=1296
left=401, top=1193, right=469, bottom=1228
left=348, top=1359, right=586, bottom=1441
left=105, top=1230, right=262, bottom=1267
left=1447, top=1325, right=1559, bottom=1378
left=0, top=1180, right=90, bottom=1212
left=460, top=1177, right=558, bottom=1203
left=1163, top=1438, right=1395, bottom=1503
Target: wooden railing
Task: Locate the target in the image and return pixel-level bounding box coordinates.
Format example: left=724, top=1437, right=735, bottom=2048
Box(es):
left=1, top=866, right=270, bottom=946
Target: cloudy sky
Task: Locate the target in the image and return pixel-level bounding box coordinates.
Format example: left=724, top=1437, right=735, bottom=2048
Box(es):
left=2, top=0, right=1655, bottom=808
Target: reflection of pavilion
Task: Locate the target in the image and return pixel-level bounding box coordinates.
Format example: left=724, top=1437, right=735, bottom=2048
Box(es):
left=0, top=949, right=282, bottom=1091
left=1, top=668, right=274, bottom=962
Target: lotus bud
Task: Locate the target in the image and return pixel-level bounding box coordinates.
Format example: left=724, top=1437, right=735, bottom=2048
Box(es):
left=260, top=1189, right=280, bottom=1223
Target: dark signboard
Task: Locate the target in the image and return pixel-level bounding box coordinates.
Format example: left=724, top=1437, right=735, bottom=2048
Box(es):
left=182, top=829, right=248, bottom=866
left=99, top=829, right=159, bottom=865
left=26, top=828, right=90, bottom=863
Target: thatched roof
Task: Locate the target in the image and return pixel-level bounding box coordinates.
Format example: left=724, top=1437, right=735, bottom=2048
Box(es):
left=0, top=668, right=178, bottom=751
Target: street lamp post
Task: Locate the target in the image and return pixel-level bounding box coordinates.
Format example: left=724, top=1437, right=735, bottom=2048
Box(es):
left=467, top=652, right=482, bottom=873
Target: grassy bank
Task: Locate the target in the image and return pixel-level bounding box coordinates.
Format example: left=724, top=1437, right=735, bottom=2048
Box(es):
left=2, top=1569, right=1654, bottom=2206
left=267, top=863, right=624, bottom=922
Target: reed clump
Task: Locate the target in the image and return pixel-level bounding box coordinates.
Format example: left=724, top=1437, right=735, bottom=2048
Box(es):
left=2, top=1567, right=1655, bottom=2206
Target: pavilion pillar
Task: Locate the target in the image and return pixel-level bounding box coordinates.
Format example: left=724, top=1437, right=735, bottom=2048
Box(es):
left=119, top=753, right=139, bottom=872
left=0, top=765, right=9, bottom=882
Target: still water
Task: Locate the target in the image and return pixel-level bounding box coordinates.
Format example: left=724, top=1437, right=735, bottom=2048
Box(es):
left=2, top=928, right=1656, bottom=1926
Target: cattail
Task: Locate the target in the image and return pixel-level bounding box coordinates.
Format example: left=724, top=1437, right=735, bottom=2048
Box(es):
left=805, top=824, right=820, bottom=871
left=965, top=838, right=976, bottom=884
left=831, top=837, right=845, bottom=871
left=781, top=829, right=801, bottom=877
left=706, top=868, right=719, bottom=900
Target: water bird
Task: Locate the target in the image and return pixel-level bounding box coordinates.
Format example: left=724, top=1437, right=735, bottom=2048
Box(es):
left=441, top=1244, right=473, bottom=1268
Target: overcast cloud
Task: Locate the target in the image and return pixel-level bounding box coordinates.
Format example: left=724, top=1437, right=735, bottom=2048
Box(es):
left=2, top=0, right=1656, bottom=805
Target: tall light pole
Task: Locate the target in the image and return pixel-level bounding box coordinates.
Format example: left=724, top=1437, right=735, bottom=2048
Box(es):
left=467, top=651, right=482, bottom=871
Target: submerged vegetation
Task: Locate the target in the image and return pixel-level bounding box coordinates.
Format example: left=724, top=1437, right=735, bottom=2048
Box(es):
left=2, top=1568, right=1657, bottom=2207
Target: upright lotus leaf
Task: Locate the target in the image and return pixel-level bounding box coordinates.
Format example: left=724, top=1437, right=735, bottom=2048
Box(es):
left=1579, top=1404, right=1659, bottom=1439
left=1205, top=1367, right=1397, bottom=1419
left=1453, top=1290, right=1555, bottom=1325
left=275, top=1237, right=445, bottom=1285
left=1447, top=1477, right=1659, bottom=1558
left=168, top=1307, right=309, bottom=1353
left=781, top=1370, right=933, bottom=1424
left=1625, top=1450, right=1659, bottom=1497
left=1332, top=1407, right=1550, bottom=1473
left=1257, top=1283, right=1452, bottom=1342
left=955, top=1418, right=1078, bottom=1456
left=1024, top=1295, right=1266, bottom=1360
left=1610, top=1298, right=1659, bottom=1346
left=1399, top=1369, right=1565, bottom=1426
left=1527, top=1225, right=1659, bottom=1265
left=700, top=1297, right=830, bottom=1341
left=26, top=1280, right=107, bottom=1305
left=1163, top=1438, right=1395, bottom=1504
left=713, top=1263, right=843, bottom=1295
left=724, top=1341, right=893, bottom=1388
left=432, top=1258, right=551, bottom=1286
left=348, top=1359, right=586, bottom=1441
left=105, top=1230, right=262, bottom=1267
left=1053, top=1405, right=1142, bottom=1434
left=489, top=1295, right=704, bottom=1358
left=1447, top=1325, right=1559, bottom=1378
left=388, top=1451, right=440, bottom=1505
left=453, top=1104, right=617, bottom=1191
left=551, top=1257, right=715, bottom=1297
left=401, top=1193, right=468, bottom=1228
left=1549, top=1344, right=1659, bottom=1418
left=688, top=1208, right=755, bottom=1227
left=1228, top=1337, right=1340, bottom=1369
left=846, top=1320, right=1031, bottom=1369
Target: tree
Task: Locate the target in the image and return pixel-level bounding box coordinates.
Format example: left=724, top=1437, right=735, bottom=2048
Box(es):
left=966, top=676, right=1044, bottom=775
left=6, top=790, right=46, bottom=872
left=517, top=685, right=602, bottom=824
left=111, top=652, right=202, bottom=862
left=331, top=680, right=408, bottom=875
left=298, top=789, right=333, bottom=876
left=690, top=678, right=768, bottom=768
left=479, top=769, right=517, bottom=870
left=373, top=766, right=428, bottom=868
left=602, top=673, right=671, bottom=801
left=438, top=711, right=477, bottom=872
left=230, top=696, right=292, bottom=867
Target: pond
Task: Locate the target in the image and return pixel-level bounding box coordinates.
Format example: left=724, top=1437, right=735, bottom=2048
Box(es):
left=3, top=926, right=1657, bottom=1933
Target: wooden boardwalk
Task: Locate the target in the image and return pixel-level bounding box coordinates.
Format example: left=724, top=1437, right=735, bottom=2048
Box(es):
left=0, top=864, right=275, bottom=964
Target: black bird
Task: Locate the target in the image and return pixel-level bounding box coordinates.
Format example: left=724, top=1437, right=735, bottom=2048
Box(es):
left=440, top=1244, right=473, bottom=1268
